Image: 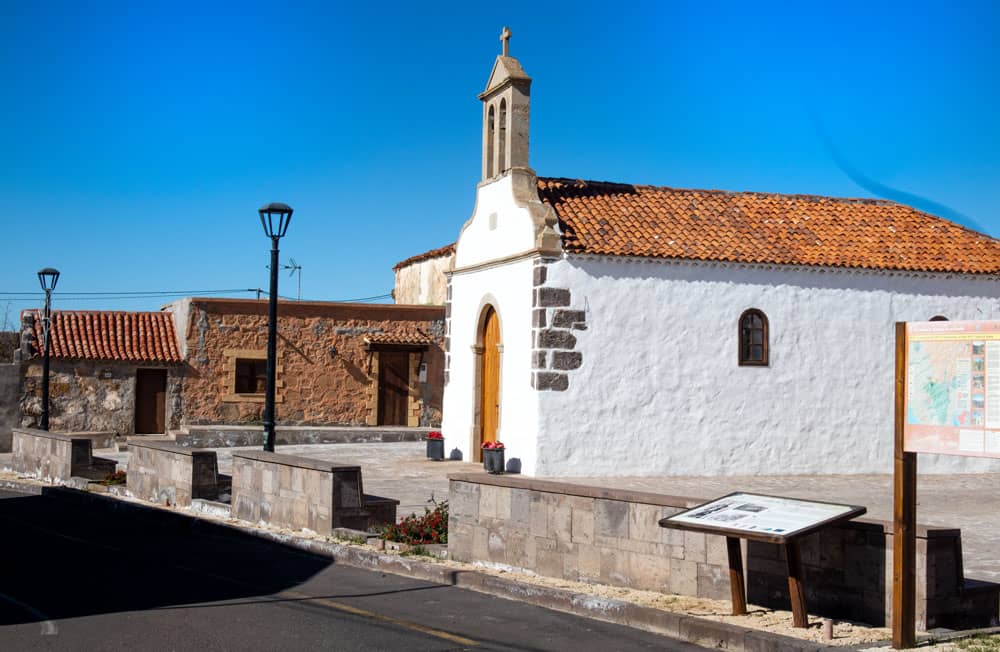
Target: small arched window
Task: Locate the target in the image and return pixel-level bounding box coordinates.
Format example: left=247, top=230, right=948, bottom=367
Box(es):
left=739, top=309, right=769, bottom=366
left=498, top=99, right=508, bottom=173
left=486, top=105, right=496, bottom=178
left=929, top=315, right=949, bottom=322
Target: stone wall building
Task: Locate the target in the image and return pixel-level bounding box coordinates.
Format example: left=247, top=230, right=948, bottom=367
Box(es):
left=393, top=243, right=455, bottom=305
left=436, top=33, right=1000, bottom=476
left=16, top=310, right=184, bottom=437
left=6, top=298, right=445, bottom=447
left=168, top=298, right=445, bottom=428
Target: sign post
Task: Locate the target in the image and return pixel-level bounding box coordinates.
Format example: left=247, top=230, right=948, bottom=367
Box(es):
left=660, top=492, right=866, bottom=626
left=893, top=319, right=1000, bottom=649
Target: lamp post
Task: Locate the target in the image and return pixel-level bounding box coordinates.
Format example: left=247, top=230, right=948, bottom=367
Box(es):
left=258, top=202, right=293, bottom=452
left=37, top=267, right=60, bottom=431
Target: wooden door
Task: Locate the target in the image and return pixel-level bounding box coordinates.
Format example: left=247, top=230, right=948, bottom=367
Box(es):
left=479, top=307, right=500, bottom=455
left=378, top=352, right=409, bottom=426
left=135, top=369, right=167, bottom=434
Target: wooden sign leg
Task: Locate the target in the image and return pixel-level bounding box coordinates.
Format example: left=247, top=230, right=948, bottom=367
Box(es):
left=892, top=322, right=917, bottom=650
left=785, top=539, right=809, bottom=628
left=726, top=536, right=747, bottom=616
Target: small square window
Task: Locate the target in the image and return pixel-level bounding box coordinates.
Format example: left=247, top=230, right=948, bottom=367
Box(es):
left=235, top=359, right=267, bottom=394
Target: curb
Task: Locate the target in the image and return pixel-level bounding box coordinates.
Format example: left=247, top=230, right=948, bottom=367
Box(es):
left=2, top=477, right=867, bottom=651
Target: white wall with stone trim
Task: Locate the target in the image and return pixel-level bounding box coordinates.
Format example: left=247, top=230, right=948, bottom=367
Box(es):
left=532, top=255, right=1000, bottom=477
left=442, top=257, right=539, bottom=472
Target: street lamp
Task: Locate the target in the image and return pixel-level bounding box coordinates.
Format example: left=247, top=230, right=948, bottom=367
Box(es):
left=37, top=267, right=60, bottom=431
left=258, top=202, right=293, bottom=452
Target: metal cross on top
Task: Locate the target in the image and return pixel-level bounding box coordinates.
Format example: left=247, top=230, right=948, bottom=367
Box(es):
left=500, top=26, right=512, bottom=56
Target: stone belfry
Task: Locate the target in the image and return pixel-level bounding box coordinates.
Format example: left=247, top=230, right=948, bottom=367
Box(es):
left=480, top=27, right=532, bottom=181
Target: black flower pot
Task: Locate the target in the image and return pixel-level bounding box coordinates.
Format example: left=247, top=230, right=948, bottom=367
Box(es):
left=426, top=438, right=445, bottom=461
left=483, top=448, right=505, bottom=474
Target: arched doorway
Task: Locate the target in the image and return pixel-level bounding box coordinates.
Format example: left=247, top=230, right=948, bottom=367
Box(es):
left=478, top=306, right=501, bottom=460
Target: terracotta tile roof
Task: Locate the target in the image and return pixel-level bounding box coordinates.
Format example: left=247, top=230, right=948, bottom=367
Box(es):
left=536, top=178, right=1000, bottom=274
left=393, top=243, right=456, bottom=271
left=26, top=310, right=182, bottom=363
left=364, top=332, right=435, bottom=346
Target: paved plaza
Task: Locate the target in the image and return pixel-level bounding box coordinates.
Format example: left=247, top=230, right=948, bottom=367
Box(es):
left=25, top=440, right=1000, bottom=583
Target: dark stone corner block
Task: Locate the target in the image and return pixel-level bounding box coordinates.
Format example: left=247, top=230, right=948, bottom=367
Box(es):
left=534, top=372, right=568, bottom=391
left=537, top=287, right=571, bottom=307
left=537, top=329, right=577, bottom=350
left=552, top=310, right=586, bottom=328
left=551, top=351, right=582, bottom=370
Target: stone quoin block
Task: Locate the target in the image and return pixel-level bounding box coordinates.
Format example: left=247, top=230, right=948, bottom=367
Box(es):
left=536, top=287, right=571, bottom=307
left=551, top=351, right=582, bottom=370
left=551, top=310, right=586, bottom=328
left=534, top=372, right=568, bottom=391
left=532, top=350, right=547, bottom=369
left=532, top=308, right=546, bottom=328
left=533, top=265, right=547, bottom=286
left=537, top=329, right=577, bottom=350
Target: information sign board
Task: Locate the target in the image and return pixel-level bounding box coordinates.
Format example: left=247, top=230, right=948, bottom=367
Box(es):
left=660, top=492, right=865, bottom=543
left=903, top=320, right=1000, bottom=458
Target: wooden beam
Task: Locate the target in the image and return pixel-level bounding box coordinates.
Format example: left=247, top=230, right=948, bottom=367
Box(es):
left=786, top=539, right=809, bottom=628
left=893, top=322, right=917, bottom=649
left=726, top=536, right=747, bottom=616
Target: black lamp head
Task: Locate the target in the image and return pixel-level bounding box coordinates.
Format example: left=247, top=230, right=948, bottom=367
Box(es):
left=37, top=267, right=60, bottom=292
left=258, top=202, right=293, bottom=239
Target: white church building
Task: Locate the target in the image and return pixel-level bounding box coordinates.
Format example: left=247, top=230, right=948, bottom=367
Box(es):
left=435, top=32, right=1000, bottom=477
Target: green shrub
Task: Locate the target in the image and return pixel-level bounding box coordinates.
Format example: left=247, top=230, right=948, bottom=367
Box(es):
left=380, top=500, right=448, bottom=545
left=101, top=470, right=127, bottom=486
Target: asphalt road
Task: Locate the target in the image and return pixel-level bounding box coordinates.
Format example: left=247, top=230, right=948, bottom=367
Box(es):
left=0, top=489, right=706, bottom=651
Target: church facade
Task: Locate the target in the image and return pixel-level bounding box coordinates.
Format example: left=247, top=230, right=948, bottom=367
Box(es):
left=439, top=33, right=1000, bottom=477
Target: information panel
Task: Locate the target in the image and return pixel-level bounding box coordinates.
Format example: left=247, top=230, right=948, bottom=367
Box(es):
left=904, top=320, right=1000, bottom=458
left=660, top=492, right=865, bottom=541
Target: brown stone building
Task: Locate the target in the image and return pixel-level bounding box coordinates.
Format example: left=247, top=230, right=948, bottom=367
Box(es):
left=7, top=298, right=444, bottom=445
left=169, top=298, right=444, bottom=428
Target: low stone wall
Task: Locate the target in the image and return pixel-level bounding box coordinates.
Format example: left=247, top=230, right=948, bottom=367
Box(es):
left=11, top=427, right=115, bottom=482
left=231, top=450, right=369, bottom=534
left=449, top=474, right=998, bottom=630
left=173, top=425, right=431, bottom=448
left=127, top=440, right=220, bottom=506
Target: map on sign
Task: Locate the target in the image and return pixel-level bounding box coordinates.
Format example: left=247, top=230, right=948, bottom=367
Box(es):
left=905, top=320, right=1000, bottom=458
left=662, top=493, right=863, bottom=539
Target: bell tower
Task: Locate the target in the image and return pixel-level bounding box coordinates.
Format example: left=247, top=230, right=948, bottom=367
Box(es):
left=480, top=27, right=532, bottom=182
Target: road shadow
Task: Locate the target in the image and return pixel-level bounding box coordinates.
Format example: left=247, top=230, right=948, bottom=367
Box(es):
left=0, top=488, right=336, bottom=626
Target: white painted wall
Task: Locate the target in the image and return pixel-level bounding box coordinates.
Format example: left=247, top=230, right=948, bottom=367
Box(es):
left=454, top=174, right=540, bottom=269
left=394, top=254, right=453, bottom=305
left=535, top=256, right=1000, bottom=476
left=442, top=258, right=538, bottom=472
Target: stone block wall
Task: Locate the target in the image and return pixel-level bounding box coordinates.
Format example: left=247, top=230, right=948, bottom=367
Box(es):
left=176, top=299, right=445, bottom=427
left=12, top=427, right=94, bottom=482
left=18, top=360, right=182, bottom=436
left=127, top=440, right=219, bottom=506
left=449, top=474, right=997, bottom=630
left=0, top=363, right=20, bottom=451
left=231, top=450, right=366, bottom=534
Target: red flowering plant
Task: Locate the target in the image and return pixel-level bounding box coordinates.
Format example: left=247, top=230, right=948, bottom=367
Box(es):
left=380, top=499, right=448, bottom=545
left=481, top=441, right=505, bottom=450
left=426, top=431, right=443, bottom=440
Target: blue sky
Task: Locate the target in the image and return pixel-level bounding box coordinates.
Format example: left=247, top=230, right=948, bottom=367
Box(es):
left=1, top=1, right=997, bottom=318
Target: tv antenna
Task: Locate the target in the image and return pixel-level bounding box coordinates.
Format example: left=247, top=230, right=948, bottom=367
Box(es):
left=280, top=258, right=302, bottom=301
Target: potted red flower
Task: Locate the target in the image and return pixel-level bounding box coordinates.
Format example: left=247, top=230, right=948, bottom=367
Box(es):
left=425, top=431, right=445, bottom=461
left=481, top=441, right=505, bottom=474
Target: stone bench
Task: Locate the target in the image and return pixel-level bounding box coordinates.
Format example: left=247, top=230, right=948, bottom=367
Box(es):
left=127, top=439, right=221, bottom=507
left=12, top=427, right=117, bottom=483
left=231, top=450, right=399, bottom=534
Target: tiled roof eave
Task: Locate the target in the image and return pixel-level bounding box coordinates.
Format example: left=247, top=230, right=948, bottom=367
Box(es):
left=563, top=251, right=1000, bottom=278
